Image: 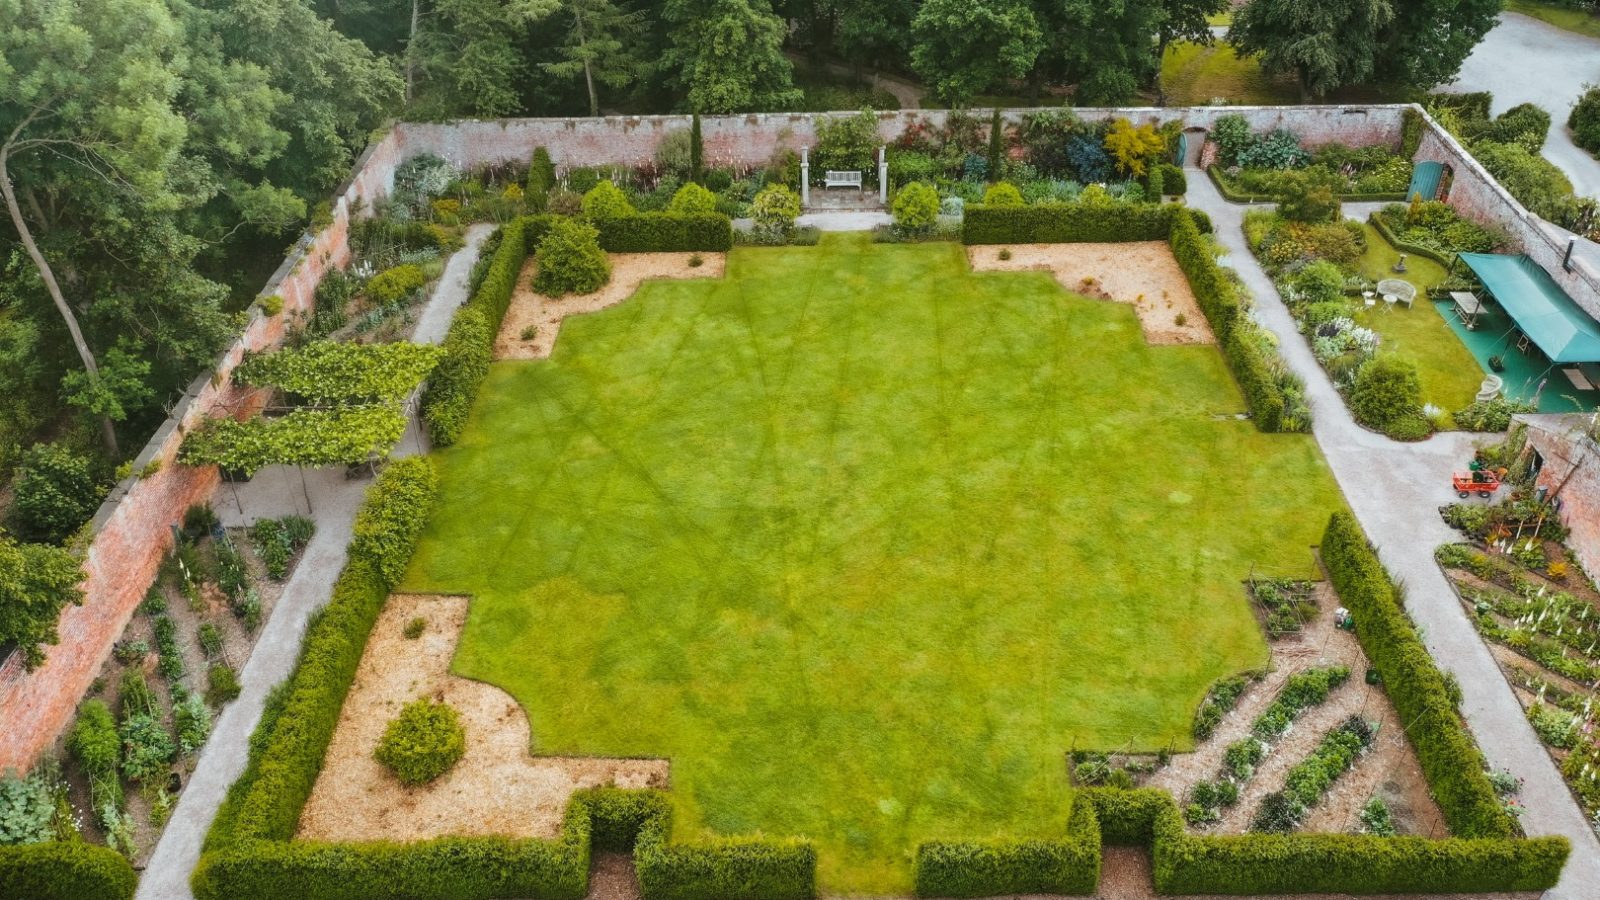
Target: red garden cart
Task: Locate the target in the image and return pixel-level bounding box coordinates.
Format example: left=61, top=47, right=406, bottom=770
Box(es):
left=1451, top=470, right=1501, bottom=499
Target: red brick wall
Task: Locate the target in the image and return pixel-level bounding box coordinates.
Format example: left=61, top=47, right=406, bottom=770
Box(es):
left=0, top=131, right=408, bottom=773
left=1525, top=419, right=1600, bottom=580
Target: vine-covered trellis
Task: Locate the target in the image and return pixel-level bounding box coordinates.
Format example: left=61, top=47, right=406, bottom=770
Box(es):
left=180, top=342, right=442, bottom=475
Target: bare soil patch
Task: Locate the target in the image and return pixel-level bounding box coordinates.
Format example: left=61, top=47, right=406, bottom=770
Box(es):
left=497, top=253, right=726, bottom=360
left=298, top=594, right=667, bottom=842
left=966, top=242, right=1214, bottom=345
left=1148, top=582, right=1445, bottom=838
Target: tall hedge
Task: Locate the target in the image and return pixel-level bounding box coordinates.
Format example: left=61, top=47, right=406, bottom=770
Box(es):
left=1320, top=512, right=1518, bottom=838
left=1168, top=209, right=1288, bottom=431
left=421, top=218, right=529, bottom=446
left=635, top=809, right=815, bottom=900
left=961, top=204, right=1175, bottom=244
left=0, top=841, right=137, bottom=900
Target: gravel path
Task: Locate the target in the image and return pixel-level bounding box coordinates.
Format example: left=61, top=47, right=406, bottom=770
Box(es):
left=134, top=226, right=495, bottom=900
left=1186, top=169, right=1600, bottom=899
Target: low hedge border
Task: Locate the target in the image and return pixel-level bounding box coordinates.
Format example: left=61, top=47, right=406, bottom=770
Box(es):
left=961, top=204, right=1176, bottom=244
left=913, top=786, right=1565, bottom=897
left=1368, top=211, right=1457, bottom=270
left=1319, top=511, right=1518, bottom=838
left=1168, top=208, right=1291, bottom=432
left=1207, top=165, right=1409, bottom=205
left=0, top=841, right=137, bottom=900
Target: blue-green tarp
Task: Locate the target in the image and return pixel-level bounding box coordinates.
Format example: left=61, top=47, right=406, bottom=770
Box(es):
left=1458, top=252, right=1600, bottom=363
left=1405, top=161, right=1444, bottom=201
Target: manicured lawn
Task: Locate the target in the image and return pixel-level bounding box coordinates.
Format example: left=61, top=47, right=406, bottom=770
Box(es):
left=1350, top=222, right=1484, bottom=421
left=1161, top=41, right=1299, bottom=106
left=1508, top=0, right=1600, bottom=38
left=404, top=234, right=1344, bottom=893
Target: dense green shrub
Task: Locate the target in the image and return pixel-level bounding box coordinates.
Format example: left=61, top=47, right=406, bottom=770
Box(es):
left=11, top=443, right=106, bottom=543
left=1487, top=103, right=1552, bottom=151
left=1571, top=85, right=1600, bottom=156
left=980, top=181, right=1025, bottom=208
left=963, top=203, right=1174, bottom=244
left=1350, top=355, right=1423, bottom=435
left=118, top=713, right=175, bottom=782
left=0, top=771, right=55, bottom=845
left=534, top=218, right=610, bottom=296
left=592, top=213, right=733, bottom=252
left=751, top=184, right=801, bottom=237
left=1452, top=396, right=1535, bottom=432
left=581, top=181, right=636, bottom=219
left=892, top=182, right=940, bottom=234
left=1157, top=163, right=1186, bottom=196
left=422, top=218, right=528, bottom=446
left=0, top=841, right=137, bottom=899
left=69, top=699, right=119, bottom=777
left=209, top=663, right=242, bottom=705
left=1277, top=167, right=1344, bottom=223
left=375, top=699, right=465, bottom=785
left=913, top=799, right=1097, bottom=897
left=1472, top=140, right=1575, bottom=222
left=667, top=183, right=717, bottom=215
left=364, top=264, right=428, bottom=306
left=1320, top=512, right=1518, bottom=838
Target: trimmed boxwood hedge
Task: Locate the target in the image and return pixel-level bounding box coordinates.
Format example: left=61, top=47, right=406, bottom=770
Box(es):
left=1320, top=511, right=1517, bottom=839
left=1167, top=208, right=1289, bottom=431
left=592, top=213, right=733, bottom=252
left=421, top=218, right=528, bottom=446
left=1368, top=211, right=1456, bottom=269
left=1206, top=165, right=1408, bottom=205
left=961, top=204, right=1176, bottom=244
left=0, top=841, right=137, bottom=900
left=913, top=799, right=1099, bottom=897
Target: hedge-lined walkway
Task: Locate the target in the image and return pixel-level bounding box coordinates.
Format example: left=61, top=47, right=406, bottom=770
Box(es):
left=1186, top=168, right=1600, bottom=900
left=134, top=226, right=496, bottom=900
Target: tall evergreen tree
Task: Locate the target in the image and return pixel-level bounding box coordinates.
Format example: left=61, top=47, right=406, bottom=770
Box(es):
left=543, top=0, right=648, bottom=116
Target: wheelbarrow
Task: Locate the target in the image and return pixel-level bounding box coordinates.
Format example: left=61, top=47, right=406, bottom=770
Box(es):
left=1451, top=471, right=1500, bottom=499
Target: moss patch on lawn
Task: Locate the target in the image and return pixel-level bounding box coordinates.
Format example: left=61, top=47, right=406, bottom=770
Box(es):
left=404, top=234, right=1344, bottom=894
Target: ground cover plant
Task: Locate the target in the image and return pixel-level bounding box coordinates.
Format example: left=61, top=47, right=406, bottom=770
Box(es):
left=404, top=233, right=1343, bottom=893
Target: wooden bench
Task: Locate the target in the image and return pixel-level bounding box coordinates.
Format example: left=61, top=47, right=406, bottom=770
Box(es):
left=823, top=170, right=863, bottom=190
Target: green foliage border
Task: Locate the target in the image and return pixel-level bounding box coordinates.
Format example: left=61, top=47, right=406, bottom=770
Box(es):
left=0, top=841, right=137, bottom=900
left=1206, top=165, right=1408, bottom=205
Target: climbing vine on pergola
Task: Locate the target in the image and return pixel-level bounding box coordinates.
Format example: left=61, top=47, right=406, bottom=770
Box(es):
left=179, top=341, right=442, bottom=476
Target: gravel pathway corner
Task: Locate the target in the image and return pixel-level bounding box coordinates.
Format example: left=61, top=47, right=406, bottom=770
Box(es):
left=134, top=225, right=495, bottom=900
left=1186, top=168, right=1600, bottom=899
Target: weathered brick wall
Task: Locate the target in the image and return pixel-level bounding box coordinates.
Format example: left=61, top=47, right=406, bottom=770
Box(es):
left=1523, top=416, right=1600, bottom=580
left=1414, top=118, right=1600, bottom=318
left=0, top=131, right=409, bottom=773
left=398, top=105, right=1409, bottom=171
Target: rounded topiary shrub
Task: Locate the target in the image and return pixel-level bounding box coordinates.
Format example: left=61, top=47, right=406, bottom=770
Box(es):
left=892, top=182, right=940, bottom=234
left=1350, top=354, right=1423, bottom=435
left=375, top=698, right=466, bottom=785
left=581, top=180, right=635, bottom=219
left=751, top=184, right=801, bottom=237
left=981, top=181, right=1024, bottom=208
left=667, top=182, right=717, bottom=215
left=534, top=218, right=611, bottom=296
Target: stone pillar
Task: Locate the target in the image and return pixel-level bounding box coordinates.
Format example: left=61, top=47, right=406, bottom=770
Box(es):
left=878, top=146, right=888, bottom=205
left=800, top=146, right=810, bottom=207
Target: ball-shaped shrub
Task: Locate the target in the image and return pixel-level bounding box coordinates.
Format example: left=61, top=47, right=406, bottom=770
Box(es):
left=375, top=698, right=466, bottom=785
left=751, top=184, right=801, bottom=236
left=981, top=181, right=1025, bottom=208
left=581, top=181, right=635, bottom=219
left=1350, top=354, right=1423, bottom=433
left=667, top=182, right=718, bottom=215
left=892, top=182, right=940, bottom=234
left=365, top=264, right=428, bottom=306
left=534, top=218, right=611, bottom=296
left=1570, top=86, right=1600, bottom=154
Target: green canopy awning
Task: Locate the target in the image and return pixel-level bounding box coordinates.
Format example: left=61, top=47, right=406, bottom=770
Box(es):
left=1406, top=161, right=1444, bottom=201
left=1458, top=252, right=1600, bottom=363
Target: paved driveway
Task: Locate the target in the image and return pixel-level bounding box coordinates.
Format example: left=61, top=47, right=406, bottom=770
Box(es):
left=1442, top=11, right=1600, bottom=198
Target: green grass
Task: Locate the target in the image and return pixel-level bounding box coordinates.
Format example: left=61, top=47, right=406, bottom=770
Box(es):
left=404, top=234, right=1344, bottom=894
left=1350, top=222, right=1483, bottom=421
left=1508, top=0, right=1600, bottom=38
left=1160, top=41, right=1300, bottom=106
